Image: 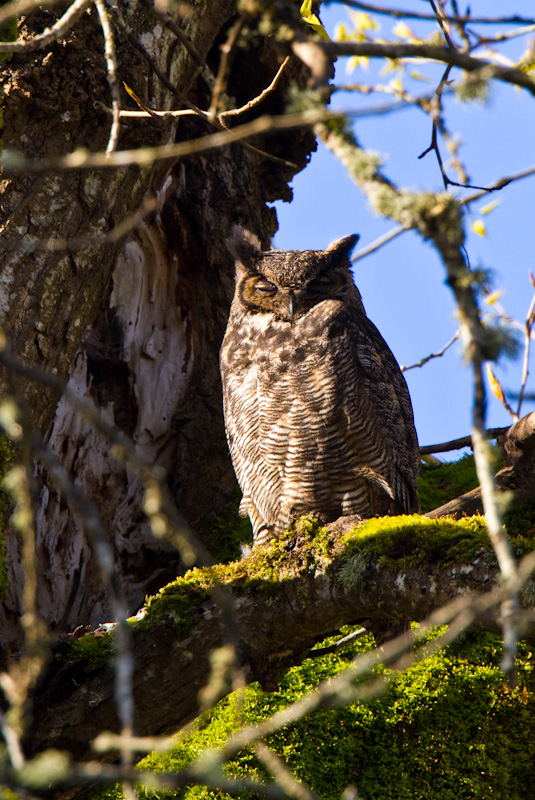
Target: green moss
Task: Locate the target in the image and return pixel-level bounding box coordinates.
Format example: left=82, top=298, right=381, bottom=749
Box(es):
left=340, top=514, right=489, bottom=573
left=97, top=628, right=535, bottom=800
left=418, top=454, right=480, bottom=512
left=141, top=574, right=211, bottom=637
left=68, top=631, right=114, bottom=669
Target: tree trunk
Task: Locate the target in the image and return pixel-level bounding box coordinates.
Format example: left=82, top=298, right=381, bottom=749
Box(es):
left=0, top=0, right=316, bottom=648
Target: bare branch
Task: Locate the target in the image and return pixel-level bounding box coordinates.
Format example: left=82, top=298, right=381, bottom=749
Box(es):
left=401, top=330, right=460, bottom=372
left=351, top=224, right=410, bottom=261
left=517, top=275, right=535, bottom=419
left=254, top=742, right=320, bottom=800
left=209, top=15, right=245, bottom=119
left=419, top=426, right=509, bottom=455
left=95, top=0, right=121, bottom=154
left=461, top=165, right=535, bottom=205
left=34, top=444, right=135, bottom=772
left=0, top=108, right=331, bottom=174
left=321, top=41, right=535, bottom=97
left=220, top=57, right=291, bottom=122
left=324, top=1, right=535, bottom=26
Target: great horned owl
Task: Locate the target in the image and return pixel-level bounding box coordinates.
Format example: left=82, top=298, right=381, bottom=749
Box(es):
left=220, top=226, right=419, bottom=546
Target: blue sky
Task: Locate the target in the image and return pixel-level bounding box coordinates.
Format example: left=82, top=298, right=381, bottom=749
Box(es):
left=272, top=1, right=535, bottom=454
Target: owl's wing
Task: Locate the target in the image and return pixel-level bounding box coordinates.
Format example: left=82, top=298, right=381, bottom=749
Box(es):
left=344, top=308, right=420, bottom=514
left=220, top=322, right=282, bottom=540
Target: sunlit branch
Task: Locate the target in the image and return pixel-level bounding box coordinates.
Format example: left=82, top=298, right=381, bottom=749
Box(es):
left=254, top=742, right=319, bottom=800
left=0, top=709, right=24, bottom=769
left=351, top=224, right=410, bottom=262
left=449, top=0, right=471, bottom=50
left=0, top=0, right=92, bottom=52
left=0, top=108, right=332, bottom=174
left=428, top=0, right=455, bottom=49
left=107, top=3, right=206, bottom=117
left=472, top=24, right=535, bottom=47
left=220, top=57, right=291, bottom=122
left=95, top=0, right=121, bottom=154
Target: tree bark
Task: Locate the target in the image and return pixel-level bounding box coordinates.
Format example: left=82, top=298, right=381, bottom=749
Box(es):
left=0, top=0, right=317, bottom=648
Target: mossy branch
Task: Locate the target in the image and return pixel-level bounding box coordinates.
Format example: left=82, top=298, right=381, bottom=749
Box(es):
left=25, top=512, right=535, bottom=769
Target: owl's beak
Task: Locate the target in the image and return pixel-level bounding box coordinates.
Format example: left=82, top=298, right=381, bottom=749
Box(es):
left=287, top=290, right=295, bottom=321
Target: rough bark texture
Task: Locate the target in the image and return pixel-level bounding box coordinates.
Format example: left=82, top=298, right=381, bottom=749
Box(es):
left=26, top=516, right=530, bottom=770
left=0, top=1, right=317, bottom=647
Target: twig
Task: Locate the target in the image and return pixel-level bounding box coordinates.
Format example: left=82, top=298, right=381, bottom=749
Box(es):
left=0, top=191, right=167, bottom=253
left=0, top=0, right=59, bottom=27
left=351, top=225, right=409, bottom=262
left=428, top=0, right=455, bottom=49
left=324, top=1, right=535, bottom=26
left=0, top=0, right=93, bottom=52
left=0, top=710, right=25, bottom=769
left=220, top=56, right=291, bottom=122
left=254, top=742, right=320, bottom=800
left=0, top=108, right=332, bottom=174
left=95, top=0, right=121, bottom=154
left=517, top=273, right=535, bottom=419
left=0, top=395, right=50, bottom=768
left=209, top=15, right=245, bottom=119
left=450, top=0, right=471, bottom=51
left=34, top=443, right=135, bottom=775
left=460, top=165, right=535, bottom=206
left=309, top=627, right=367, bottom=657
left=401, top=330, right=460, bottom=372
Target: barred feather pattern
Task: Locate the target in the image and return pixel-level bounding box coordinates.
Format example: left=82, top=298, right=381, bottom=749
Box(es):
left=220, top=228, right=419, bottom=546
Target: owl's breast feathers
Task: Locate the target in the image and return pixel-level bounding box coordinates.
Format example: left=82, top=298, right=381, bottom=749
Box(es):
left=220, top=298, right=419, bottom=539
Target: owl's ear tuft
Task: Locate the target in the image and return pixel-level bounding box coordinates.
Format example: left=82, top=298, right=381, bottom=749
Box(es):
left=324, top=234, right=360, bottom=263
left=227, top=225, right=263, bottom=263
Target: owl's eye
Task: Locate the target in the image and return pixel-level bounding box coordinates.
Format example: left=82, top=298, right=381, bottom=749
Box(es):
left=310, top=275, right=333, bottom=289
left=255, top=279, right=277, bottom=294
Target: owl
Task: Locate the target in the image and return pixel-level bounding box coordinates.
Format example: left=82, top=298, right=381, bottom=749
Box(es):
left=220, top=226, right=419, bottom=547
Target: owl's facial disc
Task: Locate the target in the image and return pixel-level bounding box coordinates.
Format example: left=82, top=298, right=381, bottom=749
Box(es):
left=240, top=274, right=299, bottom=321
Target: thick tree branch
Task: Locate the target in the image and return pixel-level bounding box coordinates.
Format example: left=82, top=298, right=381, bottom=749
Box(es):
left=26, top=516, right=535, bottom=765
